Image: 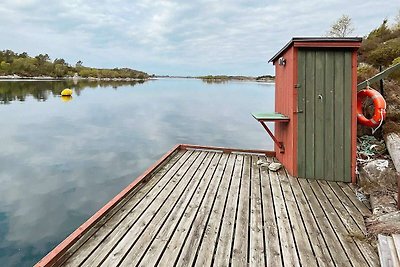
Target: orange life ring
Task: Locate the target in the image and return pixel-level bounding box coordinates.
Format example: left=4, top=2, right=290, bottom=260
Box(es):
left=357, top=88, right=386, bottom=128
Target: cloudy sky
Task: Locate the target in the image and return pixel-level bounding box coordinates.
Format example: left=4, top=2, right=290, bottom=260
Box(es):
left=0, top=0, right=398, bottom=76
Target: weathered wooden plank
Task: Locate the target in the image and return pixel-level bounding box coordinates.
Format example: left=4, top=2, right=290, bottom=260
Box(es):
left=213, top=154, right=244, bottom=266
left=297, top=178, right=352, bottom=266
left=346, top=182, right=372, bottom=209
left=103, top=151, right=211, bottom=266
left=334, top=51, right=345, bottom=181
left=133, top=152, right=222, bottom=266
left=378, top=235, right=391, bottom=267
left=317, top=181, right=378, bottom=266
left=297, top=50, right=306, bottom=178
left=379, top=235, right=400, bottom=267
left=269, top=159, right=300, bottom=267
left=75, top=151, right=205, bottom=266
left=324, top=181, right=367, bottom=233
left=176, top=154, right=234, bottom=266
left=287, top=174, right=335, bottom=266
left=324, top=51, right=335, bottom=181
left=385, top=133, right=400, bottom=174
left=57, top=150, right=186, bottom=266
left=231, top=155, right=251, bottom=266
left=248, top=156, right=265, bottom=266
left=277, top=169, right=317, bottom=266
left=343, top=51, right=353, bottom=182
left=314, top=50, right=325, bottom=180
left=159, top=153, right=229, bottom=266
left=394, top=234, right=400, bottom=259
left=259, top=158, right=282, bottom=266
left=194, top=154, right=237, bottom=266
left=389, top=236, right=400, bottom=267
left=336, top=182, right=372, bottom=216
left=309, top=180, right=368, bottom=267
left=63, top=150, right=191, bottom=266
left=305, top=50, right=316, bottom=179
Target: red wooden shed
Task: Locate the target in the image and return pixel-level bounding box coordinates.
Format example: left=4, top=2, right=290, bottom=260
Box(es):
left=254, top=37, right=362, bottom=182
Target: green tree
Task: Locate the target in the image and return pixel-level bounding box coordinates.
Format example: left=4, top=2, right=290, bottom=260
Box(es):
left=0, top=61, right=11, bottom=75
left=367, top=38, right=400, bottom=67
left=53, top=58, right=67, bottom=66
left=3, top=50, right=17, bottom=63
left=12, top=58, right=37, bottom=76
left=19, top=52, right=28, bottom=58
left=395, top=10, right=400, bottom=28
left=35, top=54, right=50, bottom=67
left=54, top=64, right=67, bottom=77
left=368, top=19, right=393, bottom=41
left=359, top=18, right=400, bottom=67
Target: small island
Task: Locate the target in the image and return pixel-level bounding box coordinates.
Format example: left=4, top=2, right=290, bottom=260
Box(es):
left=198, top=75, right=275, bottom=83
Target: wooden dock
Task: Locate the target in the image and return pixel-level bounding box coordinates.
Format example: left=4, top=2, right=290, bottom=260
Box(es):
left=36, top=145, right=379, bottom=267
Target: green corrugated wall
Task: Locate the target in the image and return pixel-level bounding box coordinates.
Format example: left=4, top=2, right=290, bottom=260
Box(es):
left=297, top=48, right=352, bottom=182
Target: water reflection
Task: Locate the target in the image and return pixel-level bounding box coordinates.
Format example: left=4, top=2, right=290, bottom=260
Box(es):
left=60, top=96, right=73, bottom=102
left=0, top=80, right=145, bottom=104
left=201, top=78, right=231, bottom=84
left=0, top=79, right=274, bottom=266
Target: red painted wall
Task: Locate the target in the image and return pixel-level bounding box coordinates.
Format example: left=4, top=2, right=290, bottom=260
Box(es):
left=274, top=47, right=298, bottom=176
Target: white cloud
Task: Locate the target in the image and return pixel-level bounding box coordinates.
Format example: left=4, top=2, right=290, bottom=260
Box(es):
left=0, top=0, right=398, bottom=75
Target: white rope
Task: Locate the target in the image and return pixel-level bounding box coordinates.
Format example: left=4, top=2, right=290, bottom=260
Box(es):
left=372, top=102, right=386, bottom=134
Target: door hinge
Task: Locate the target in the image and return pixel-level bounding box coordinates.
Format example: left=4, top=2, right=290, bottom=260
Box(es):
left=294, top=84, right=301, bottom=89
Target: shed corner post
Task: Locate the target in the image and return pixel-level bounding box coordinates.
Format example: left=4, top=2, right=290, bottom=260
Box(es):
left=351, top=49, right=358, bottom=184
left=292, top=47, right=299, bottom=177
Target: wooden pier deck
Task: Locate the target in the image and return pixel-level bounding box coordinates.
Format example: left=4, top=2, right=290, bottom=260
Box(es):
left=36, top=145, right=379, bottom=267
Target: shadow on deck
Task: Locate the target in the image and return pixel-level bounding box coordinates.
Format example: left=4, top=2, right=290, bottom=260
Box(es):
left=36, top=145, right=378, bottom=267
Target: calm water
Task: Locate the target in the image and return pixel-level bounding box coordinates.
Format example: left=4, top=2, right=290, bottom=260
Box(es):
left=0, top=79, right=274, bottom=266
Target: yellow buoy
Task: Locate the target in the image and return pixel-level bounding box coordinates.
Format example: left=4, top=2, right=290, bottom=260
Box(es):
left=61, top=88, right=73, bottom=96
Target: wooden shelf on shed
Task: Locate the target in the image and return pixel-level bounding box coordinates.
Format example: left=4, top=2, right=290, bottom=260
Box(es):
left=251, top=112, right=290, bottom=153
left=251, top=112, right=290, bottom=122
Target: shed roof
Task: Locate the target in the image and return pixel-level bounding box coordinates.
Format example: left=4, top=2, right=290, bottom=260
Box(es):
left=268, top=37, right=362, bottom=63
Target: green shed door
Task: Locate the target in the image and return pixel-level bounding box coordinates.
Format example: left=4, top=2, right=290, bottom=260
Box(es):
left=297, top=49, right=352, bottom=182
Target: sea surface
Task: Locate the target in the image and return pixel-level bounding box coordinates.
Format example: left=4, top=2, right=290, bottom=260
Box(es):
left=0, top=78, right=274, bottom=266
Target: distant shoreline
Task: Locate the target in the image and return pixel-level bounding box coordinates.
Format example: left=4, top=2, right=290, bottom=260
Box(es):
left=0, top=75, right=148, bottom=82
left=155, top=75, right=275, bottom=82
left=0, top=74, right=275, bottom=83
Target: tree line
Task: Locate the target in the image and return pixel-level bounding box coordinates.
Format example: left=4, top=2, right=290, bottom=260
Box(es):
left=328, top=13, right=400, bottom=81
left=0, top=50, right=149, bottom=79
left=358, top=17, right=400, bottom=72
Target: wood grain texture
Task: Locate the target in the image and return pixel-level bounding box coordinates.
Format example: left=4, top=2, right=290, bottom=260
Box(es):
left=213, top=154, right=244, bottom=266
left=46, top=148, right=377, bottom=267
left=297, top=49, right=353, bottom=182
left=248, top=156, right=265, bottom=266
left=379, top=235, right=400, bottom=267
left=103, top=151, right=209, bottom=266
left=173, top=153, right=230, bottom=266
